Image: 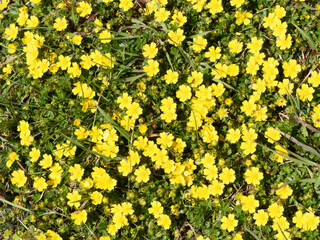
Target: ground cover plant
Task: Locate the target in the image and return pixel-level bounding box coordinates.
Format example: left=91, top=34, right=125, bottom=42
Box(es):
left=1, top=0, right=320, bottom=239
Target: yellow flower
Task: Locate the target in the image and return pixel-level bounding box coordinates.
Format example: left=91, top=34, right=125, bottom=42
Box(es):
left=205, top=46, right=221, bottom=62
left=121, top=202, right=134, bottom=215
left=71, top=210, right=87, bottom=225
left=296, top=84, right=314, bottom=102
left=265, top=127, right=281, bottom=143
left=163, top=69, right=178, bottom=84
left=230, top=0, right=245, bottom=8
left=207, top=0, right=223, bottom=16
left=253, top=210, right=269, bottom=226
left=143, top=59, right=159, bottom=77
left=26, top=16, right=39, bottom=28
left=240, top=141, right=257, bottom=155
left=192, top=36, right=207, bottom=53
left=157, top=214, right=171, bottom=229
left=142, top=42, right=158, bottom=59
left=241, top=99, right=256, bottom=116
left=221, top=214, right=238, bottom=232
left=67, top=62, right=82, bottom=78
left=268, top=202, right=284, bottom=219
left=57, top=55, right=72, bottom=70
left=112, top=212, right=128, bottom=229
left=107, top=224, right=118, bottom=235
left=272, top=216, right=289, bottom=232
left=53, top=17, right=68, bottom=31
left=148, top=201, right=163, bottom=218
left=91, top=167, right=117, bottom=190
left=134, top=165, right=151, bottom=183
left=30, top=0, right=41, bottom=4
left=227, top=64, right=239, bottom=77
left=275, top=182, right=293, bottom=199
left=219, top=167, right=236, bottom=184
left=80, top=54, right=93, bottom=70
left=74, top=127, right=89, bottom=140
left=126, top=102, right=143, bottom=120
left=282, top=59, right=301, bottom=79
left=99, top=237, right=111, bottom=240
left=276, top=34, right=292, bottom=50
left=117, top=92, right=133, bottom=109
left=233, top=233, right=243, bottom=240
left=308, top=71, right=320, bottom=87
left=277, top=79, right=294, bottom=95
left=176, top=85, right=192, bottom=102
left=168, top=28, right=185, bottom=46
left=33, top=177, right=48, bottom=192
left=274, top=5, right=286, bottom=19
left=171, top=11, right=187, bottom=27
left=244, top=167, right=263, bottom=186
left=204, top=165, right=218, bottom=181
left=17, top=11, right=29, bottom=26
left=301, top=212, right=320, bottom=231
left=155, top=8, right=170, bottom=22
left=240, top=195, right=259, bottom=213
left=274, top=145, right=288, bottom=163
left=39, top=154, right=53, bottom=169
left=119, top=0, right=133, bottom=12
left=69, top=164, right=84, bottom=182
left=45, top=230, right=62, bottom=240
left=4, top=24, right=19, bottom=41
left=76, top=1, right=92, bottom=17
left=247, top=37, right=263, bottom=53
left=187, top=70, right=203, bottom=87
left=7, top=43, right=17, bottom=54
left=99, top=30, right=112, bottom=44
left=70, top=34, right=83, bottom=45
left=11, top=170, right=27, bottom=188
left=7, top=152, right=19, bottom=168
left=80, top=177, right=94, bottom=190
left=226, top=128, right=241, bottom=143
left=192, top=0, right=206, bottom=12
left=90, top=191, right=103, bottom=205
left=235, top=11, right=252, bottom=25
left=67, top=190, right=82, bottom=209
left=228, top=39, right=243, bottom=54
left=0, top=0, right=10, bottom=11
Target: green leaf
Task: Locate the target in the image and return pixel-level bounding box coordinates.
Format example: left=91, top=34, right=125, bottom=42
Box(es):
left=199, top=62, right=238, bottom=92
left=0, top=197, right=33, bottom=213
left=4, top=230, right=12, bottom=239
left=292, top=22, right=318, bottom=49
left=288, top=113, right=299, bottom=127
left=62, top=134, right=117, bottom=162
left=274, top=128, right=320, bottom=159
left=244, top=227, right=261, bottom=240
left=314, top=170, right=320, bottom=190
left=97, top=106, right=131, bottom=141
left=178, top=46, right=197, bottom=70
left=256, top=141, right=317, bottom=166
left=118, top=73, right=145, bottom=83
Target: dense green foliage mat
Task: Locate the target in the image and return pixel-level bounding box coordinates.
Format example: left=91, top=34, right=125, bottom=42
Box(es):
left=1, top=0, right=320, bottom=239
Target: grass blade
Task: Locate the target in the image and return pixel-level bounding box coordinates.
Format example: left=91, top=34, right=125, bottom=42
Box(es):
left=62, top=134, right=116, bottom=162
left=0, top=197, right=33, bottom=213
left=97, top=106, right=131, bottom=141
left=200, top=62, right=238, bottom=92
left=256, top=141, right=317, bottom=166
left=292, top=22, right=318, bottom=49
left=178, top=46, right=197, bottom=70
left=244, top=227, right=261, bottom=240
left=274, top=128, right=320, bottom=159
left=118, top=73, right=145, bottom=83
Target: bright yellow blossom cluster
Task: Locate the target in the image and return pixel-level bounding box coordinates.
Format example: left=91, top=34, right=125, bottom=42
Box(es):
left=17, top=120, right=34, bottom=146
